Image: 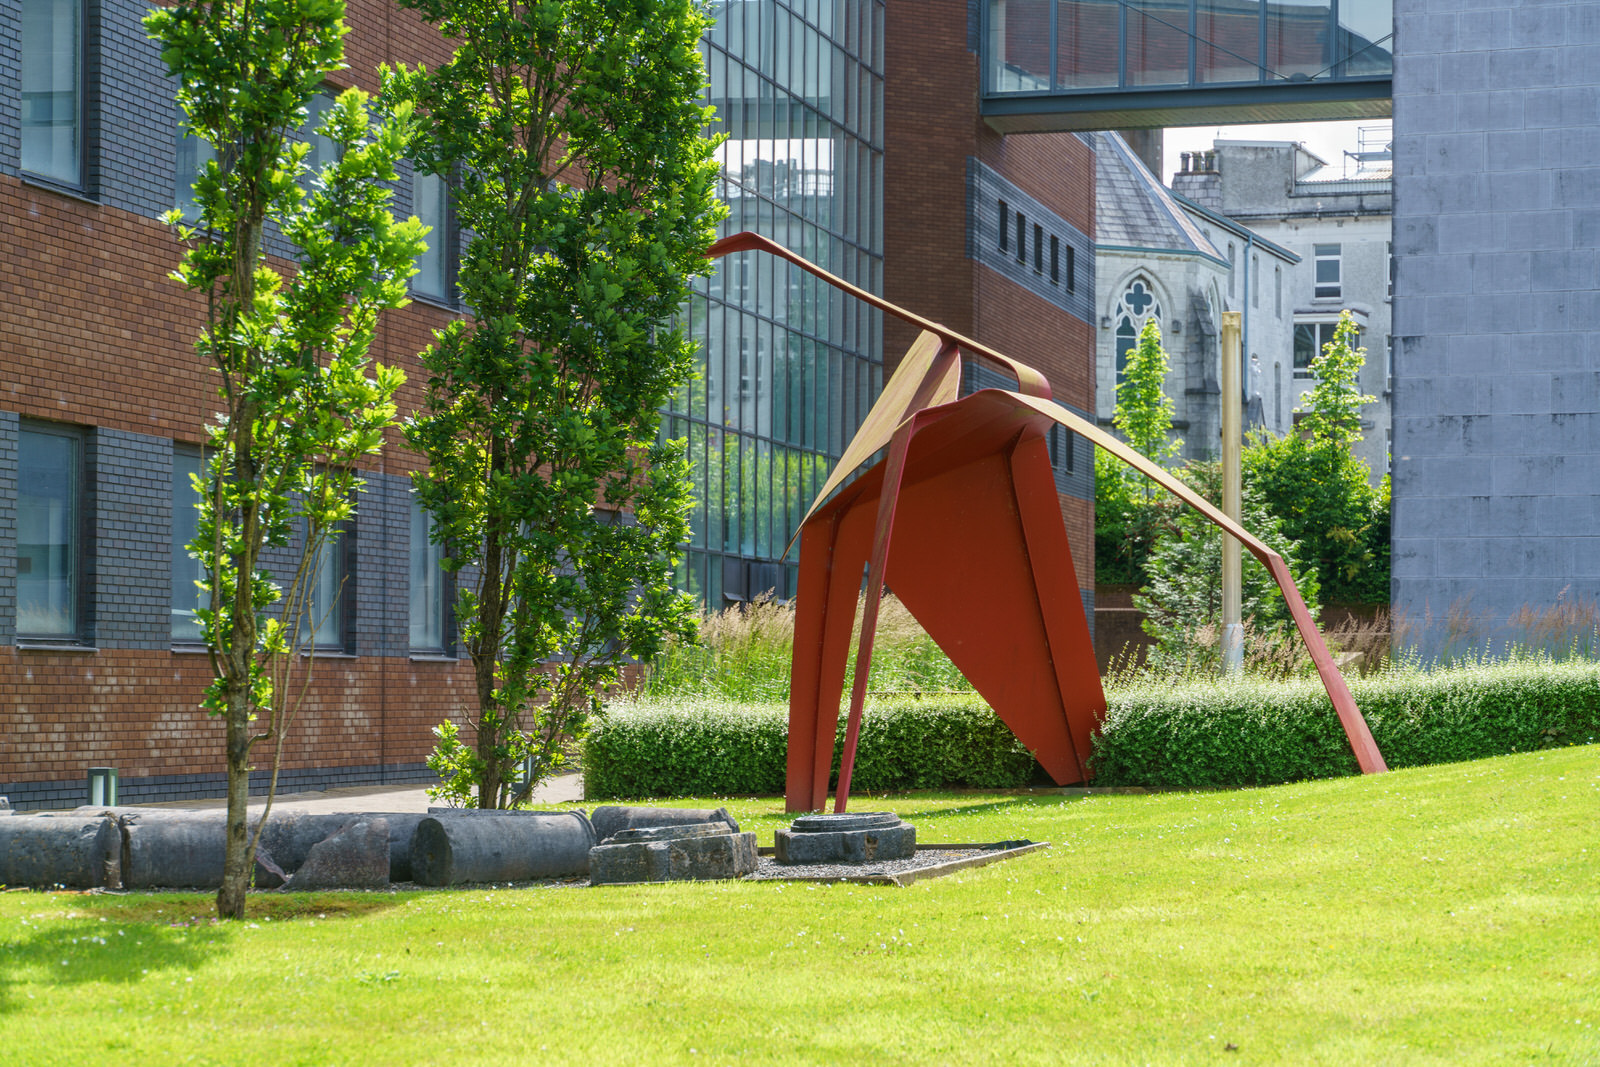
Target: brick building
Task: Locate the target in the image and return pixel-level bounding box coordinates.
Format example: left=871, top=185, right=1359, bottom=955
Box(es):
left=2, top=0, right=1102, bottom=807
left=1, top=0, right=471, bottom=808
left=882, top=0, right=1097, bottom=623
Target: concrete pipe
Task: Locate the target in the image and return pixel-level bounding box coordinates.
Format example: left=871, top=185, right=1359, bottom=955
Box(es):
left=0, top=815, right=121, bottom=888
left=409, top=811, right=596, bottom=886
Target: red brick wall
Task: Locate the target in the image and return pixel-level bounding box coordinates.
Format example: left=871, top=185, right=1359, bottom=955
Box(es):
left=883, top=0, right=1096, bottom=578
left=0, top=4, right=473, bottom=796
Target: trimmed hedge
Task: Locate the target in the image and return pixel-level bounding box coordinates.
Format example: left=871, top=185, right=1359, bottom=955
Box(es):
left=582, top=695, right=1035, bottom=800
left=585, top=663, right=1600, bottom=799
left=1092, top=661, right=1600, bottom=788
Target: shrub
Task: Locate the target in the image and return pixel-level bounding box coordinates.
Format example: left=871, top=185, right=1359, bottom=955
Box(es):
left=1091, top=661, right=1600, bottom=788
left=583, top=694, right=1035, bottom=799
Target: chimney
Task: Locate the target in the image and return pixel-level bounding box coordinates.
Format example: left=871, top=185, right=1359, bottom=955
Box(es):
left=1171, top=147, right=1222, bottom=210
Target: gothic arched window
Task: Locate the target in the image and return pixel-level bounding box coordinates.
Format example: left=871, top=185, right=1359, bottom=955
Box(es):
left=1114, top=278, right=1161, bottom=395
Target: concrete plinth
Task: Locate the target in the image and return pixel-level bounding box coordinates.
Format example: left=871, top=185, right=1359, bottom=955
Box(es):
left=589, top=822, right=758, bottom=885
left=774, top=812, right=915, bottom=865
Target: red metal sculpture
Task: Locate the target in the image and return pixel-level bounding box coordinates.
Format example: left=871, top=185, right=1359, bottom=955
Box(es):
left=706, top=232, right=1388, bottom=814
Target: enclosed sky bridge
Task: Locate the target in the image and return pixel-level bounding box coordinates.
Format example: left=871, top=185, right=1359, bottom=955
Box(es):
left=980, top=0, right=1391, bottom=133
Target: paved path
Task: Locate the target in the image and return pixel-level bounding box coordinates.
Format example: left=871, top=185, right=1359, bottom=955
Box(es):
left=134, top=773, right=585, bottom=815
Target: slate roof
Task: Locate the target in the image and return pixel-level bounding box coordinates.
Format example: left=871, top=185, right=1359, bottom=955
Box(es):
left=1090, top=131, right=1223, bottom=264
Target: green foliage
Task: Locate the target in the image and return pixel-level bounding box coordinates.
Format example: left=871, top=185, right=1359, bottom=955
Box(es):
left=423, top=721, right=481, bottom=808
left=148, top=0, right=422, bottom=918
left=639, top=595, right=972, bottom=703
left=583, top=695, right=1036, bottom=800
left=1091, top=660, right=1600, bottom=788
left=1096, top=318, right=1181, bottom=585
left=1114, top=318, right=1182, bottom=466
left=383, top=0, right=724, bottom=807
left=1296, top=310, right=1376, bottom=448
left=1133, top=459, right=1319, bottom=675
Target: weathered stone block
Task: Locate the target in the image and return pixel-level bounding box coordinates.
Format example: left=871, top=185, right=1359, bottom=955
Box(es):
left=589, top=823, right=758, bottom=885
left=589, top=805, right=740, bottom=844
left=285, top=818, right=390, bottom=890
left=774, top=812, right=916, bottom=865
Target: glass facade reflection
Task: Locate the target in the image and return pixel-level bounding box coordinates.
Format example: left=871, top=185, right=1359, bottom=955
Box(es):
left=667, top=0, right=885, bottom=606
left=985, top=0, right=1391, bottom=95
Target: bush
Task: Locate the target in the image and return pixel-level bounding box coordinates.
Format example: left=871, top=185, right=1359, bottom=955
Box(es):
left=1091, top=661, right=1600, bottom=788
left=583, top=695, right=1036, bottom=799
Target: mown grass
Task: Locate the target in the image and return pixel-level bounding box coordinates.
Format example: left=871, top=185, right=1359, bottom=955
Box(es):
left=3, top=746, right=1598, bottom=1065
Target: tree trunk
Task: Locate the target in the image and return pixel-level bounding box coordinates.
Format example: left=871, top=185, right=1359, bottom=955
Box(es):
left=216, top=690, right=253, bottom=919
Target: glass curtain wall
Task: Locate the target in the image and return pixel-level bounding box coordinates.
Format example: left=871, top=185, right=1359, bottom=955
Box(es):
left=986, top=0, right=1392, bottom=95
left=666, top=0, right=886, bottom=606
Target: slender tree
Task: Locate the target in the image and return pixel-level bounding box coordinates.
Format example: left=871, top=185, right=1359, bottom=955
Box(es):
left=1096, top=317, right=1182, bottom=585
left=1114, top=317, right=1183, bottom=470
left=148, top=0, right=424, bottom=918
left=384, top=0, right=723, bottom=808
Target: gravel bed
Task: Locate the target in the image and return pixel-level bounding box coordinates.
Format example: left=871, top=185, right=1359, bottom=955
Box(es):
left=741, top=848, right=977, bottom=882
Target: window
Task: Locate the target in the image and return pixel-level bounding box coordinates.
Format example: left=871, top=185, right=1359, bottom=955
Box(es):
left=1015, top=211, right=1026, bottom=264
left=20, top=0, right=85, bottom=187
left=1314, top=243, right=1342, bottom=299
left=1227, top=243, right=1235, bottom=297
left=1275, top=264, right=1282, bottom=317
left=998, top=200, right=1009, bottom=252
left=1114, top=278, right=1161, bottom=394
left=412, top=171, right=451, bottom=301
left=172, top=449, right=205, bottom=643
left=1252, top=254, right=1260, bottom=308
left=1048, top=423, right=1074, bottom=474
left=18, top=424, right=82, bottom=639
left=174, top=126, right=217, bottom=220
left=409, top=497, right=447, bottom=652
left=1049, top=235, right=1059, bottom=285
left=1066, top=245, right=1076, bottom=293
left=1387, top=240, right=1394, bottom=297
left=305, top=526, right=348, bottom=650
left=300, top=93, right=338, bottom=181
left=1033, top=223, right=1043, bottom=273
left=1294, top=320, right=1352, bottom=376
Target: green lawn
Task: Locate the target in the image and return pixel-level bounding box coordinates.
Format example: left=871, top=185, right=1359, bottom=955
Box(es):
left=2, top=746, right=1597, bottom=1065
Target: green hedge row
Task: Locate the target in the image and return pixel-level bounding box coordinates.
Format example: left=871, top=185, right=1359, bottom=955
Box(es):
left=584, top=663, right=1600, bottom=799
left=1091, top=661, right=1600, bottom=788
left=582, top=695, right=1036, bottom=799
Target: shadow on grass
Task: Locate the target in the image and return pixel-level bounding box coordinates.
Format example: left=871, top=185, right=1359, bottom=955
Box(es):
left=893, top=794, right=1091, bottom=822
left=0, top=891, right=407, bottom=1015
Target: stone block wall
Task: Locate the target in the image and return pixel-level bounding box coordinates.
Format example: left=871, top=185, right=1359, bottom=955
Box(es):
left=1391, top=0, right=1600, bottom=645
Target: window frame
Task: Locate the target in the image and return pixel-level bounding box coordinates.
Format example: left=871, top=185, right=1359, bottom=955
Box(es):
left=1314, top=243, right=1343, bottom=300
left=302, top=518, right=353, bottom=655
left=19, top=0, right=89, bottom=192
left=410, top=169, right=457, bottom=305
left=170, top=445, right=208, bottom=647
left=408, top=496, right=453, bottom=656
left=16, top=421, right=88, bottom=644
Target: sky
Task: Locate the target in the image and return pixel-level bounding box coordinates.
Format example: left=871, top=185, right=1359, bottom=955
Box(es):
left=1159, top=119, right=1391, bottom=182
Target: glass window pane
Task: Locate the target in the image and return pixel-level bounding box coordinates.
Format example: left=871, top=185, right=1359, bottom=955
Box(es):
left=1294, top=323, right=1317, bottom=370
left=412, top=171, right=449, bottom=300
left=20, top=0, right=81, bottom=184
left=307, top=529, right=345, bottom=648
left=1126, top=0, right=1189, bottom=87
left=988, top=0, right=1051, bottom=93
left=1056, top=0, right=1119, bottom=90
left=301, top=93, right=338, bottom=180
left=18, top=427, right=78, bottom=637
left=409, top=498, right=445, bottom=651
left=1197, top=0, right=1261, bottom=84
left=172, top=451, right=205, bottom=642
left=174, top=126, right=217, bottom=219
left=1267, top=0, right=1330, bottom=82
left=1339, top=0, right=1392, bottom=76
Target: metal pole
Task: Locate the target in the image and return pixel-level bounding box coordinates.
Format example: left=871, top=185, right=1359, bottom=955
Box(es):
left=1220, top=311, right=1243, bottom=674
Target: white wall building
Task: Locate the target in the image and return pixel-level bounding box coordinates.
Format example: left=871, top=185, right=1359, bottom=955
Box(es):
left=1173, top=138, right=1394, bottom=481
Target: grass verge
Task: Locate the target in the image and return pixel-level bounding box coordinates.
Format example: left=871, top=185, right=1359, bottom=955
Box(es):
left=1, top=746, right=1597, bottom=1065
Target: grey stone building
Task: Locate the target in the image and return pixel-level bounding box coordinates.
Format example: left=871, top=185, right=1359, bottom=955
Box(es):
left=1172, top=138, right=1394, bottom=482
left=1389, top=0, right=1600, bottom=644
left=1092, top=132, right=1298, bottom=460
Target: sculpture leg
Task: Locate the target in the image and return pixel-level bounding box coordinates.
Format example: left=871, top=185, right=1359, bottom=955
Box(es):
left=834, top=423, right=917, bottom=813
